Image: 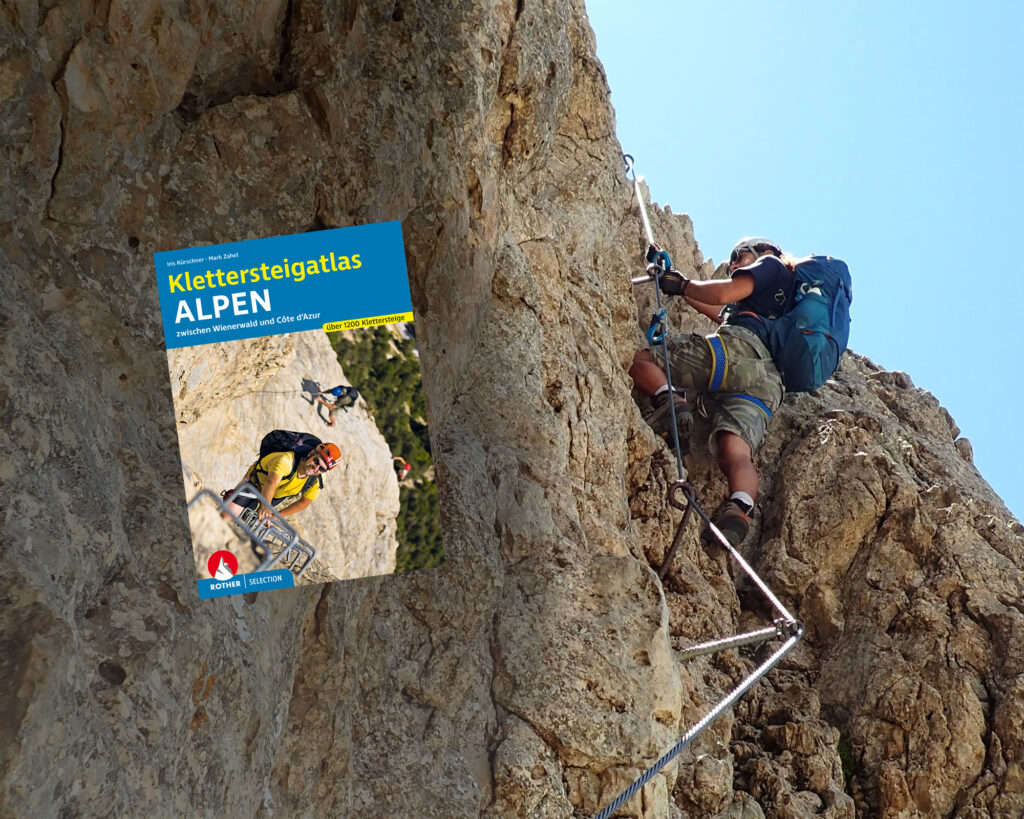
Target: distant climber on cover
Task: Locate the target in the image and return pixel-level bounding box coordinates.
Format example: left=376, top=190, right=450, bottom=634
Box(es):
left=629, top=237, right=851, bottom=548
left=222, top=431, right=341, bottom=522
left=393, top=457, right=411, bottom=482
left=314, top=384, right=359, bottom=427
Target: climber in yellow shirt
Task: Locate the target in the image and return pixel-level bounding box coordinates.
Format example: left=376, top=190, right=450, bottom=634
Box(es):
left=223, top=441, right=341, bottom=522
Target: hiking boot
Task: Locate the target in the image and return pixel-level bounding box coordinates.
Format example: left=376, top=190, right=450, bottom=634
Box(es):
left=645, top=388, right=692, bottom=444
left=701, top=500, right=751, bottom=549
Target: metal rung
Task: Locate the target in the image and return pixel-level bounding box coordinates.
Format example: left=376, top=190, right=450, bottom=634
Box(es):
left=188, top=485, right=318, bottom=578
left=241, top=508, right=316, bottom=576
left=259, top=519, right=317, bottom=577
left=593, top=628, right=803, bottom=819
left=675, top=624, right=782, bottom=661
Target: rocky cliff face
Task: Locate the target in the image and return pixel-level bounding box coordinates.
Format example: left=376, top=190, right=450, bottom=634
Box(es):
left=2, top=2, right=1022, bottom=818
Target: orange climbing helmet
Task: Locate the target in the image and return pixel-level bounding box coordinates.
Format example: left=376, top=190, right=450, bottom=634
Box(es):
left=314, top=442, right=341, bottom=470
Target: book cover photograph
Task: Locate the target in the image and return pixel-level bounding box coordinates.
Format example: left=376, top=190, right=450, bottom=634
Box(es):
left=155, top=221, right=445, bottom=599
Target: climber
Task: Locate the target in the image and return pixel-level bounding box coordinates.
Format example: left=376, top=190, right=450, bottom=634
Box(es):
left=629, top=237, right=794, bottom=547
left=222, top=440, right=342, bottom=522
left=393, top=456, right=411, bottom=482
left=315, top=384, right=359, bottom=425
left=314, top=384, right=359, bottom=426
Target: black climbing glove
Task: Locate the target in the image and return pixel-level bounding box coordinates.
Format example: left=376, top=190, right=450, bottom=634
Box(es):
left=659, top=268, right=690, bottom=297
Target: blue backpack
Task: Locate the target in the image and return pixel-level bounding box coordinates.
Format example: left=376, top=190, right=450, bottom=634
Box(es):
left=762, top=256, right=852, bottom=393
left=331, top=385, right=359, bottom=410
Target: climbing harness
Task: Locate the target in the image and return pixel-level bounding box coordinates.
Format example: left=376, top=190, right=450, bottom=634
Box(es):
left=592, top=157, right=804, bottom=819
left=188, top=484, right=318, bottom=578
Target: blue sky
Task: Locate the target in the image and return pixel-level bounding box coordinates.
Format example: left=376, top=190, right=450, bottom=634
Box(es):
left=585, top=1, right=1024, bottom=520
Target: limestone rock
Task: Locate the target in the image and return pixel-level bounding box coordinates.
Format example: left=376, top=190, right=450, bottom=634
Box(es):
left=2, top=2, right=1022, bottom=818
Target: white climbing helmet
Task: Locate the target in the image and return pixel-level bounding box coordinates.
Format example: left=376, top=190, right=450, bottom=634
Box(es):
left=730, top=237, right=782, bottom=263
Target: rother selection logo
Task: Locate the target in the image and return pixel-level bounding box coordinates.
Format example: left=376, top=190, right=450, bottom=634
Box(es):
left=208, top=550, right=239, bottom=580
left=197, top=550, right=293, bottom=599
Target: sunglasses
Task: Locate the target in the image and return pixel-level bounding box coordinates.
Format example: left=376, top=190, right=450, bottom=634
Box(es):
left=730, top=245, right=757, bottom=264
left=307, top=454, right=331, bottom=472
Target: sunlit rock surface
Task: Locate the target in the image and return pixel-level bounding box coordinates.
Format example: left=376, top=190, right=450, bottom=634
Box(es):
left=2, top=2, right=1022, bottom=817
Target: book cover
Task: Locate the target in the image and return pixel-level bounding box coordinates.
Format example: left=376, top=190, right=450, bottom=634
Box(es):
left=154, top=221, right=444, bottom=599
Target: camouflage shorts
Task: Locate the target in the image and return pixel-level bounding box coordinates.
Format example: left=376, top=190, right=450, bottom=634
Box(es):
left=649, top=324, right=783, bottom=454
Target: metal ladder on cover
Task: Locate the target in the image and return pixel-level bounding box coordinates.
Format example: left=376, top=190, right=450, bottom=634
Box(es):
left=187, top=483, right=318, bottom=578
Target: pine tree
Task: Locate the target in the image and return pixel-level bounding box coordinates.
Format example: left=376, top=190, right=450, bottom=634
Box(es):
left=328, top=327, right=443, bottom=572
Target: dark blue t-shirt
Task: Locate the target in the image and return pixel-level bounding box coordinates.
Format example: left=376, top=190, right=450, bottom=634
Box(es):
left=723, top=255, right=794, bottom=342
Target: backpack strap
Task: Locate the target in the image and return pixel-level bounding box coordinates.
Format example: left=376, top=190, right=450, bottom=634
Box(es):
left=288, top=454, right=323, bottom=495
left=283, top=451, right=302, bottom=482
left=250, top=456, right=271, bottom=485
left=288, top=472, right=323, bottom=499
left=268, top=457, right=323, bottom=503
left=251, top=451, right=300, bottom=490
